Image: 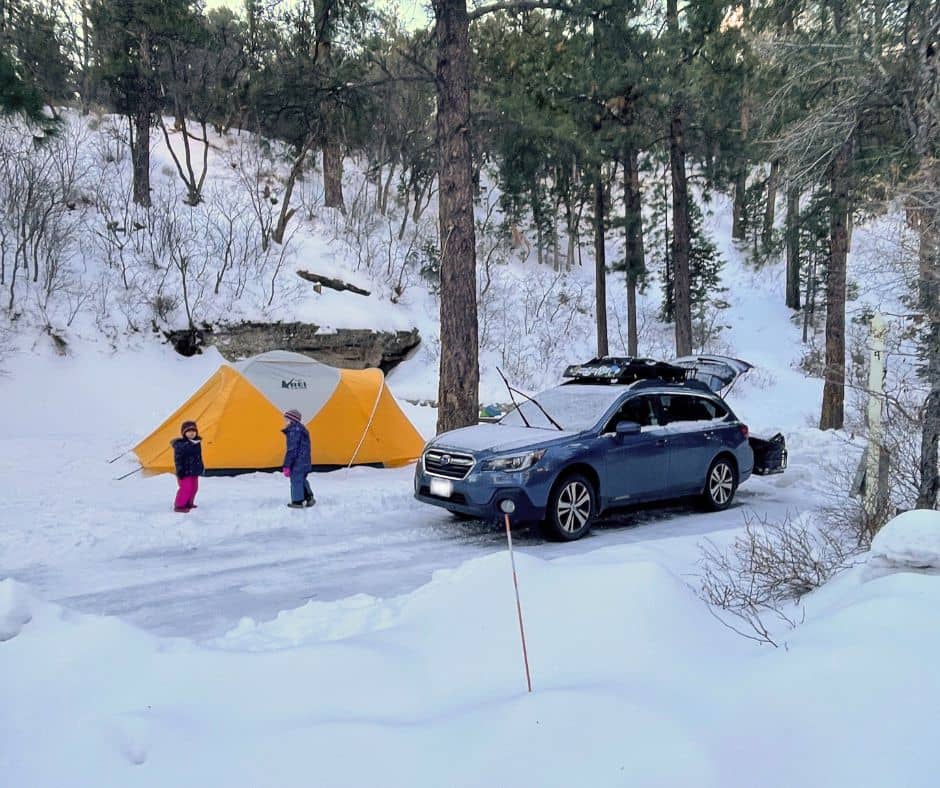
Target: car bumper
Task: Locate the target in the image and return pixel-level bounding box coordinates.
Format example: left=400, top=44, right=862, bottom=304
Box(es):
left=414, top=463, right=546, bottom=523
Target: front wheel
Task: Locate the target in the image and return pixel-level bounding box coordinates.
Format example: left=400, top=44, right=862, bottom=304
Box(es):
left=544, top=474, right=596, bottom=541
left=702, top=457, right=737, bottom=511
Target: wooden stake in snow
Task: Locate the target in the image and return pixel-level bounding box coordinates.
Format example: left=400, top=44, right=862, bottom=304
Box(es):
left=500, top=501, right=532, bottom=693
left=864, top=313, right=888, bottom=519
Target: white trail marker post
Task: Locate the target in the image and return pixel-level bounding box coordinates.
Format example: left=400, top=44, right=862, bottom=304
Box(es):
left=864, top=313, right=888, bottom=520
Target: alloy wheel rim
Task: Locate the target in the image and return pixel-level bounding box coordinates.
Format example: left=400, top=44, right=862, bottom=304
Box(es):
left=557, top=481, right=591, bottom=533
left=709, top=464, right=734, bottom=505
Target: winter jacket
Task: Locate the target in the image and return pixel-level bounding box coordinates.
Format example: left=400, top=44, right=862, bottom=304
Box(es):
left=282, top=421, right=312, bottom=474
left=172, top=437, right=205, bottom=479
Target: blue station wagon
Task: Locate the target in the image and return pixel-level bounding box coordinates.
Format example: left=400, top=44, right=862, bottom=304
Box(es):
left=414, top=356, right=778, bottom=541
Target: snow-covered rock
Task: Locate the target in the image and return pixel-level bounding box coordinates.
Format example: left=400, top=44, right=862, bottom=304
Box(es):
left=865, top=509, right=940, bottom=578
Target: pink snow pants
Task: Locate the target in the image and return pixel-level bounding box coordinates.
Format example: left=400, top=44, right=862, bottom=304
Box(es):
left=174, top=476, right=199, bottom=510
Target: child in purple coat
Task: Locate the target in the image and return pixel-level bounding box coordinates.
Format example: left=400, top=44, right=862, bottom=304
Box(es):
left=172, top=420, right=204, bottom=512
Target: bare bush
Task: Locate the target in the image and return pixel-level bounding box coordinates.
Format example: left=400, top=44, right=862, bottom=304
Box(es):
left=699, top=511, right=860, bottom=646
left=0, top=118, right=94, bottom=325
left=226, top=135, right=280, bottom=251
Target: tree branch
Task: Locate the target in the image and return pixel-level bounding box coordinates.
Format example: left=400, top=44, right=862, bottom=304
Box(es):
left=468, top=0, right=579, bottom=22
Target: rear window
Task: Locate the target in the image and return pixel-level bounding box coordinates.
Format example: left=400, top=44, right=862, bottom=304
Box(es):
left=658, top=395, right=727, bottom=424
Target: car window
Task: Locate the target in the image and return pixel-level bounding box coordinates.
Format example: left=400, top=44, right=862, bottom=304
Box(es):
left=604, top=395, right=658, bottom=432
left=657, top=394, right=717, bottom=425
left=704, top=399, right=729, bottom=420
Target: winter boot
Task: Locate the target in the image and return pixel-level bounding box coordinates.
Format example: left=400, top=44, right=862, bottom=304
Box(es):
left=304, top=494, right=316, bottom=507
left=287, top=502, right=305, bottom=509
left=174, top=507, right=190, bottom=513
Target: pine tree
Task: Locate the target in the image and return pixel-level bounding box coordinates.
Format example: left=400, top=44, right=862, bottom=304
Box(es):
left=89, top=0, right=202, bottom=207
left=0, top=1, right=66, bottom=132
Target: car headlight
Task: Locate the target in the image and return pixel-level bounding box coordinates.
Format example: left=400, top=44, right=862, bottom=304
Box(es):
left=481, top=449, right=545, bottom=472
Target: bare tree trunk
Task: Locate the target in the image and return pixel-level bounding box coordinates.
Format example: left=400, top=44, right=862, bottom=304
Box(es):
left=670, top=105, right=693, bottom=356
left=593, top=164, right=608, bottom=357
left=785, top=182, right=801, bottom=309
left=553, top=213, right=561, bottom=271
left=916, top=198, right=940, bottom=508
left=130, top=31, right=153, bottom=208
left=802, top=251, right=816, bottom=344
left=315, top=12, right=346, bottom=214
left=819, top=138, right=852, bottom=431
left=273, top=136, right=315, bottom=245
left=433, top=0, right=479, bottom=434
left=132, top=103, right=151, bottom=208
left=79, top=1, right=93, bottom=114
left=732, top=100, right=750, bottom=241
left=762, top=159, right=780, bottom=248
left=380, top=160, right=396, bottom=215
left=624, top=144, right=645, bottom=356
left=323, top=142, right=345, bottom=212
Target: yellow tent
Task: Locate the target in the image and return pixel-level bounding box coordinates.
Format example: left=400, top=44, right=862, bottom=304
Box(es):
left=134, top=350, right=425, bottom=474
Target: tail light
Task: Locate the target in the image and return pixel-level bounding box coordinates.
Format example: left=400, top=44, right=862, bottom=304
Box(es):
left=740, top=424, right=749, bottom=438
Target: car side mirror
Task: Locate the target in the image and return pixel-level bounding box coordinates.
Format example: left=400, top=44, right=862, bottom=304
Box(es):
left=615, top=420, right=642, bottom=440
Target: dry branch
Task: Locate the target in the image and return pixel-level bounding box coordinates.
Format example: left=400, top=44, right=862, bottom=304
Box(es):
left=296, top=269, right=371, bottom=296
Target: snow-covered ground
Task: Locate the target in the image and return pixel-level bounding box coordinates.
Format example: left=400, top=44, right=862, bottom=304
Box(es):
left=4, top=507, right=940, bottom=787
left=2, top=113, right=937, bottom=787
left=6, top=249, right=936, bottom=787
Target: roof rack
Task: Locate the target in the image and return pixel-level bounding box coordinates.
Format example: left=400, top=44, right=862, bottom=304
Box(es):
left=562, top=356, right=687, bottom=385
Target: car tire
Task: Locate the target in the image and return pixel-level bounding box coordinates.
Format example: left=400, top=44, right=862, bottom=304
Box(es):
left=544, top=473, right=596, bottom=541
left=702, top=456, right=737, bottom=511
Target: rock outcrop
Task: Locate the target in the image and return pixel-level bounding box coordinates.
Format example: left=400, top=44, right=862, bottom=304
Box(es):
left=164, top=323, right=420, bottom=372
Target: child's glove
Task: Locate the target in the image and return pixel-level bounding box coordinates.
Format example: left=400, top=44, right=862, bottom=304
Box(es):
left=283, top=467, right=291, bottom=477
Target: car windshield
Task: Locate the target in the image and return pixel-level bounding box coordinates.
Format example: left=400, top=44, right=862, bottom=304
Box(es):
left=499, top=385, right=623, bottom=431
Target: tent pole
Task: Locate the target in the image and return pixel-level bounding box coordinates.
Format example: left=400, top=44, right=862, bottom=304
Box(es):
left=346, top=377, right=386, bottom=470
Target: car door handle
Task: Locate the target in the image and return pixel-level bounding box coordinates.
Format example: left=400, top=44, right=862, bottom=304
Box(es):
left=656, top=438, right=668, bottom=447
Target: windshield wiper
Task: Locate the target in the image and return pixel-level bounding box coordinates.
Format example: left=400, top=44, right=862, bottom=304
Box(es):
left=496, top=367, right=565, bottom=431
left=496, top=366, right=531, bottom=428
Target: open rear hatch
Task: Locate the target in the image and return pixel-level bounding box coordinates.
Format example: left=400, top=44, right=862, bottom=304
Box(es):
left=669, top=354, right=753, bottom=394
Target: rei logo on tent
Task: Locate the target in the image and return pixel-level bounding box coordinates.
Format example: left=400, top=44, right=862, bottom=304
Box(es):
left=281, top=378, right=308, bottom=390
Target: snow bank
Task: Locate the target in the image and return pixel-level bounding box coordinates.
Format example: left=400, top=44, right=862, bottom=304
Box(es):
left=0, top=579, right=35, bottom=641
left=866, top=509, right=940, bottom=577
left=5, top=543, right=940, bottom=787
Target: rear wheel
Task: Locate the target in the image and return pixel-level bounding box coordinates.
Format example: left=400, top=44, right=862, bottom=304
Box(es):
left=702, top=457, right=737, bottom=511
left=544, top=474, right=596, bottom=541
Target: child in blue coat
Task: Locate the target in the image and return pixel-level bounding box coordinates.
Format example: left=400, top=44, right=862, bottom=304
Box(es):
left=282, top=409, right=315, bottom=508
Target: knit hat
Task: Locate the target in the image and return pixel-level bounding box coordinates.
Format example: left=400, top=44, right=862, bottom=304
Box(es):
left=284, top=409, right=303, bottom=424
left=180, top=420, right=198, bottom=435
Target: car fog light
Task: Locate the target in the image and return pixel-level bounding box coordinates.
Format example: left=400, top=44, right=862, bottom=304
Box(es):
left=499, top=499, right=516, bottom=514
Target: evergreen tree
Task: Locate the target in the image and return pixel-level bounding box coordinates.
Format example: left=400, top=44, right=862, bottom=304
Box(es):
left=89, top=0, right=202, bottom=207
left=0, top=0, right=67, bottom=132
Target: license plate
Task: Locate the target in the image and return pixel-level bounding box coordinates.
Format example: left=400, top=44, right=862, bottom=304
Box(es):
left=430, top=478, right=453, bottom=498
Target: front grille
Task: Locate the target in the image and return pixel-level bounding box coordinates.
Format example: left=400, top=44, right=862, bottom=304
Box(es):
left=424, top=449, right=475, bottom=480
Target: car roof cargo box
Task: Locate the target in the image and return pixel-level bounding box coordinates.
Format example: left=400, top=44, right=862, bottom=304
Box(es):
left=562, top=357, right=688, bottom=385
